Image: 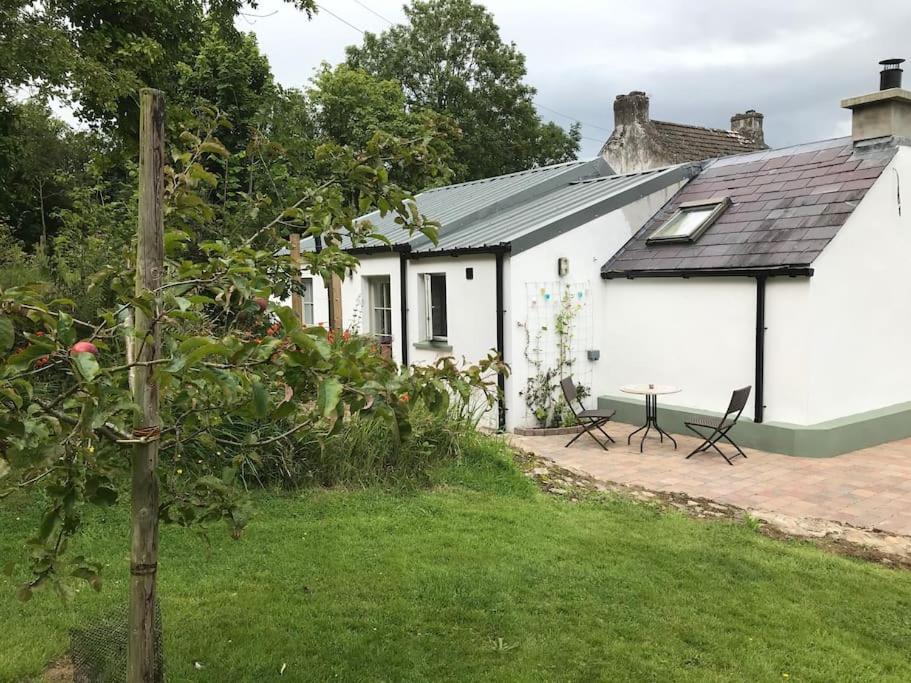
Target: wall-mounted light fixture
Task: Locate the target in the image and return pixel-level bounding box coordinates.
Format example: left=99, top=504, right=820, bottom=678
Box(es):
left=557, top=257, right=569, bottom=277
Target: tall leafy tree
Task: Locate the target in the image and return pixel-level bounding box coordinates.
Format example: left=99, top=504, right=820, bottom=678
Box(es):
left=308, top=64, right=458, bottom=189
left=345, top=0, right=581, bottom=182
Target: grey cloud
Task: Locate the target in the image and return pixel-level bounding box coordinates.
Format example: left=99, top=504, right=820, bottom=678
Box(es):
left=246, top=0, right=911, bottom=158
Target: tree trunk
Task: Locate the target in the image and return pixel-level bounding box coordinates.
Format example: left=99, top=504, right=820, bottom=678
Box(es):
left=38, top=180, right=47, bottom=248
left=128, top=88, right=165, bottom=683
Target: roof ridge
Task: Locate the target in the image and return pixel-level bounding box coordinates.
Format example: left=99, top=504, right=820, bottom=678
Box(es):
left=651, top=119, right=749, bottom=139
left=419, top=159, right=587, bottom=195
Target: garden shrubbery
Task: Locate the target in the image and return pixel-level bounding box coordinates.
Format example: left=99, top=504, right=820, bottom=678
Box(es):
left=165, top=402, right=490, bottom=491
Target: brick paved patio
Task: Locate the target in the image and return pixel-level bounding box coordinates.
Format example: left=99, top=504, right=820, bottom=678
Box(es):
left=511, top=423, right=911, bottom=536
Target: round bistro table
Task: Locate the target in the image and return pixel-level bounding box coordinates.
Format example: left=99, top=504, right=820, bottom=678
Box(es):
left=620, top=384, right=681, bottom=453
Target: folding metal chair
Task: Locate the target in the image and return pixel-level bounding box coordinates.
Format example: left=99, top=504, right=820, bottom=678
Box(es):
left=560, top=377, right=616, bottom=450
left=684, top=386, right=752, bottom=465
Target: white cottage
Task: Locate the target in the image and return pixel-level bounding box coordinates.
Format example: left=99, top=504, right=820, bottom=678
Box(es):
left=598, top=61, right=911, bottom=456
left=292, top=158, right=694, bottom=430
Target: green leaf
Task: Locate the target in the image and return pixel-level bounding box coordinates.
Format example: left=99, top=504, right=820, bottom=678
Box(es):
left=252, top=381, right=269, bottom=419
left=0, top=315, right=14, bottom=352
left=0, top=458, right=9, bottom=480
left=317, top=378, right=343, bottom=419
left=71, top=352, right=100, bottom=382
left=57, top=311, right=75, bottom=347
left=274, top=306, right=299, bottom=333
left=199, top=140, right=230, bottom=158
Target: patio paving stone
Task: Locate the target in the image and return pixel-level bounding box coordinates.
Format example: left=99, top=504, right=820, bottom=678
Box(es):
left=512, top=422, right=911, bottom=535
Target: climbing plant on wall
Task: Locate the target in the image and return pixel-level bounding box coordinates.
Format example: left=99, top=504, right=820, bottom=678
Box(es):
left=521, top=285, right=588, bottom=428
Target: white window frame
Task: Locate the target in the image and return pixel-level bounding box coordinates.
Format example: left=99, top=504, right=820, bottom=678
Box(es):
left=366, top=276, right=393, bottom=340
left=421, top=273, right=447, bottom=342
left=300, top=277, right=314, bottom=325
left=647, top=196, right=731, bottom=244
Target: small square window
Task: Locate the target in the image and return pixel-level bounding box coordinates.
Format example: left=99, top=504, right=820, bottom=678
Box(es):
left=647, top=197, right=731, bottom=244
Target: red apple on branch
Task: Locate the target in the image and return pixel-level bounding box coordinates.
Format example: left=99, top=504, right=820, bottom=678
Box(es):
left=70, top=340, right=99, bottom=355
left=254, top=298, right=269, bottom=312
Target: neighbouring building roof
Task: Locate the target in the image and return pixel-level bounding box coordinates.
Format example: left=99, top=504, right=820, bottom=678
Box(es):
left=600, top=91, right=767, bottom=174
left=649, top=120, right=763, bottom=163
left=301, top=158, right=698, bottom=256
left=601, top=137, right=898, bottom=278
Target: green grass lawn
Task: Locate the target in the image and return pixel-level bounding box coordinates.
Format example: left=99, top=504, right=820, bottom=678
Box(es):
left=2, top=442, right=911, bottom=682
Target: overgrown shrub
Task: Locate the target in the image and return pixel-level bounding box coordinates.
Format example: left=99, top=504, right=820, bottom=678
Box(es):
left=165, top=404, right=481, bottom=490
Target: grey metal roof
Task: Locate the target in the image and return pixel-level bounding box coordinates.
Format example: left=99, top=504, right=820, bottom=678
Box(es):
left=301, top=157, right=697, bottom=256
left=602, top=137, right=899, bottom=277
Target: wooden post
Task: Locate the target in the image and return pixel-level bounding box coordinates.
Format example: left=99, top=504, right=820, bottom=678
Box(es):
left=289, top=233, right=302, bottom=321
left=128, top=88, right=165, bottom=683
left=328, top=274, right=343, bottom=331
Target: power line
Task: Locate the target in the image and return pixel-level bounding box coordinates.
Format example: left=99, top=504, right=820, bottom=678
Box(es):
left=533, top=102, right=613, bottom=133
left=316, top=1, right=607, bottom=144
left=350, top=0, right=394, bottom=24
left=315, top=4, right=364, bottom=34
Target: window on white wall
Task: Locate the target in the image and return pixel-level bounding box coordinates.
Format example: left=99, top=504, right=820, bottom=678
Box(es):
left=366, top=276, right=392, bottom=338
left=300, top=277, right=314, bottom=325
left=421, top=273, right=447, bottom=341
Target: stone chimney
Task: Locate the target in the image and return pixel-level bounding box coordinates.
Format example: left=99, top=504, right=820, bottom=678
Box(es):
left=613, top=91, right=650, bottom=127
left=841, top=58, right=911, bottom=142
left=730, top=110, right=764, bottom=146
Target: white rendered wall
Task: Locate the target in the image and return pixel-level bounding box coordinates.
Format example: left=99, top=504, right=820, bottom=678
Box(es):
left=763, top=278, right=812, bottom=424
left=599, top=278, right=758, bottom=418
left=506, top=182, right=683, bottom=430
left=339, top=253, right=404, bottom=364
left=804, top=147, right=911, bottom=422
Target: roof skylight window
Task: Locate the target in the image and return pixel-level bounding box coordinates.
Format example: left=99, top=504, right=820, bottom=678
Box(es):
left=647, top=197, right=731, bottom=244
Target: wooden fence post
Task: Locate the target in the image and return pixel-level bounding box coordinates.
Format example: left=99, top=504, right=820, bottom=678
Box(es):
left=128, top=87, right=165, bottom=683
left=289, top=233, right=302, bottom=321
left=328, top=274, right=343, bottom=331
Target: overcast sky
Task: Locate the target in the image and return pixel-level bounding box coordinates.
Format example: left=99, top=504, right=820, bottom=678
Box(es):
left=241, top=0, right=910, bottom=158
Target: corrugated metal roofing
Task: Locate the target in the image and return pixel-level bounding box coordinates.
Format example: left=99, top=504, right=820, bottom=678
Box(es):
left=300, top=157, right=694, bottom=256
left=417, top=166, right=692, bottom=252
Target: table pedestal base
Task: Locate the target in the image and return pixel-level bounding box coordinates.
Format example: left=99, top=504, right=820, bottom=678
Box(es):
left=627, top=394, right=678, bottom=453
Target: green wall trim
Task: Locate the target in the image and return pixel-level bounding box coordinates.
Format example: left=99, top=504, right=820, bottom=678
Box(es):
left=597, top=395, right=911, bottom=458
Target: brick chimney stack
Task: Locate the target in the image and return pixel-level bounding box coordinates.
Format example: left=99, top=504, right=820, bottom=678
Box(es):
left=613, top=91, right=650, bottom=127
left=731, top=110, right=764, bottom=146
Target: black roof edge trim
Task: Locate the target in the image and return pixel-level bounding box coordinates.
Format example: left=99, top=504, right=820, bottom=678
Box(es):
left=345, top=243, right=412, bottom=256
left=407, top=244, right=512, bottom=260
left=601, top=266, right=814, bottom=279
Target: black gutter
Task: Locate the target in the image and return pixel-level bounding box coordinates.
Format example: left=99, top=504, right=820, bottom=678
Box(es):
left=601, top=266, right=813, bottom=280
left=408, top=244, right=511, bottom=259
left=495, top=251, right=507, bottom=431
left=347, top=244, right=411, bottom=256
left=399, top=251, right=409, bottom=366
left=754, top=275, right=766, bottom=424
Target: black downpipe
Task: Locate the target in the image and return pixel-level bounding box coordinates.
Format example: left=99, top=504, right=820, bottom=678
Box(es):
left=399, top=251, right=409, bottom=366
left=495, top=252, right=507, bottom=431
left=754, top=276, right=766, bottom=423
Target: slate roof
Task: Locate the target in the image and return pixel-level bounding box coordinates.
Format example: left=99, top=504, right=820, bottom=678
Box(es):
left=602, top=137, right=898, bottom=277
left=651, top=120, right=765, bottom=162
left=300, top=158, right=698, bottom=256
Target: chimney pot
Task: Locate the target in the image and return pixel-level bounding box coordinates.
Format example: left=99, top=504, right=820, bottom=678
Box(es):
left=613, top=91, right=650, bottom=128
left=880, top=58, right=905, bottom=90
left=730, top=110, right=765, bottom=147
